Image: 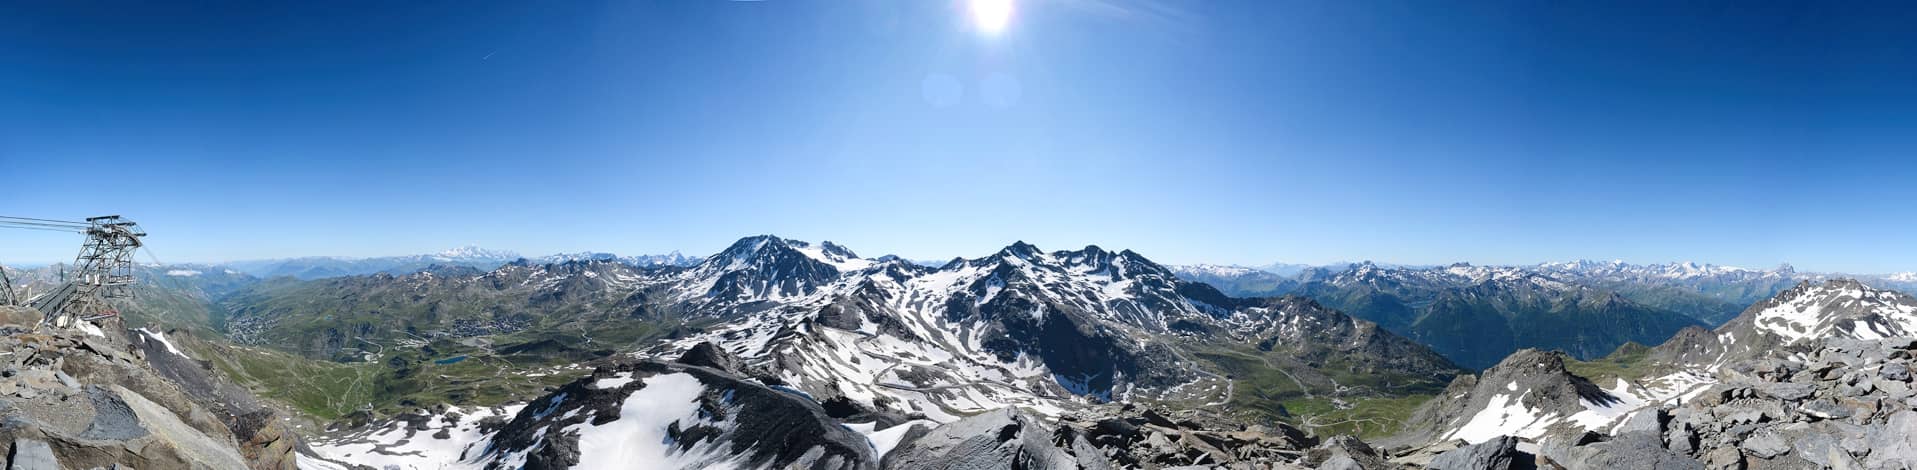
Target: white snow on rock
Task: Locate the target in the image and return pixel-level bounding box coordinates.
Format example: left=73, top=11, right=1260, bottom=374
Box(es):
left=1169, top=264, right=1264, bottom=277
left=591, top=371, right=636, bottom=389
left=568, top=372, right=743, bottom=470
left=308, top=404, right=524, bottom=470
left=165, top=269, right=203, bottom=277
left=136, top=327, right=187, bottom=357
left=1753, top=283, right=1917, bottom=345
left=1444, top=392, right=1560, bottom=444
left=846, top=420, right=937, bottom=459
left=1566, top=379, right=1644, bottom=432
left=789, top=241, right=874, bottom=273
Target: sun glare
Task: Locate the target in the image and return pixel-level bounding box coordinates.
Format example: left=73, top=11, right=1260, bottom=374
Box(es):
left=969, top=0, right=1014, bottom=36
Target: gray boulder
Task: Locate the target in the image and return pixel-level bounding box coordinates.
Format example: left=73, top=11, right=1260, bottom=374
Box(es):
left=1754, top=382, right=1816, bottom=401
left=882, top=408, right=1085, bottom=470
left=1865, top=410, right=1917, bottom=469
left=1426, top=435, right=1527, bottom=470
left=1538, top=430, right=1701, bottom=470
left=1306, top=435, right=1389, bottom=470
left=1802, top=399, right=1852, bottom=420
left=1883, top=362, right=1911, bottom=382
left=7, top=439, right=57, bottom=470
left=1740, top=432, right=1790, bottom=459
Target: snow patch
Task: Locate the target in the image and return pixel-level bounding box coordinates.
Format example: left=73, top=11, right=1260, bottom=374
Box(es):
left=1444, top=392, right=1561, bottom=444
left=569, top=372, right=741, bottom=470
left=136, top=327, right=187, bottom=357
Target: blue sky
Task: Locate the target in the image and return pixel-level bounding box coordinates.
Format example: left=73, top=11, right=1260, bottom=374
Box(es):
left=2, top=1, right=1913, bottom=272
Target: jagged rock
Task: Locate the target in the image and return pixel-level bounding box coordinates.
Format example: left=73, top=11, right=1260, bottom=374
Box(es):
left=675, top=341, right=740, bottom=373
left=1879, top=380, right=1913, bottom=400
left=1864, top=410, right=1917, bottom=468
left=1883, top=362, right=1912, bottom=382
left=7, top=439, right=57, bottom=470
left=1318, top=455, right=1366, bottom=470
left=1802, top=399, right=1852, bottom=420
left=1704, top=447, right=1742, bottom=470
left=1739, top=432, right=1790, bottom=459
left=1536, top=430, right=1701, bottom=470
left=472, top=361, right=874, bottom=470
left=1425, top=435, right=1528, bottom=470
left=1305, top=436, right=1388, bottom=470
left=1613, top=408, right=1664, bottom=436
left=1754, top=382, right=1815, bottom=401
left=882, top=408, right=1080, bottom=470
left=1784, top=428, right=1855, bottom=469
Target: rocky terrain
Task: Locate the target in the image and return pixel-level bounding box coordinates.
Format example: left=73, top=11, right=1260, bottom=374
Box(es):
left=1380, top=279, right=1917, bottom=469
left=311, top=341, right=1372, bottom=470
left=1629, top=336, right=1917, bottom=468
left=0, top=305, right=298, bottom=469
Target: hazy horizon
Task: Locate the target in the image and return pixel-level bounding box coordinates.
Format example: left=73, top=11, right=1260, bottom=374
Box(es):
left=0, top=234, right=1878, bottom=277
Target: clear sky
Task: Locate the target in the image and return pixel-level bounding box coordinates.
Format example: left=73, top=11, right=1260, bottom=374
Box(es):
left=2, top=1, right=1913, bottom=272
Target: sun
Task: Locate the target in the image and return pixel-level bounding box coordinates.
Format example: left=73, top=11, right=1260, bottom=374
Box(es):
left=969, top=0, right=1014, bottom=36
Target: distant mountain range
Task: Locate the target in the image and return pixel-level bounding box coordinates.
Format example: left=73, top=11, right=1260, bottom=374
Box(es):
left=16, top=238, right=1917, bottom=469
left=1170, top=260, right=1917, bottom=369
left=214, top=246, right=702, bottom=280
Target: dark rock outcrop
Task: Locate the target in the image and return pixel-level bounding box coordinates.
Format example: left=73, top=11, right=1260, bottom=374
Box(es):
left=1425, top=435, right=1532, bottom=470
left=469, top=360, right=875, bottom=470
left=882, top=408, right=1097, bottom=470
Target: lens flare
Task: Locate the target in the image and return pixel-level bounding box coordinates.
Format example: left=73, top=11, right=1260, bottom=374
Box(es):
left=969, top=0, right=1013, bottom=36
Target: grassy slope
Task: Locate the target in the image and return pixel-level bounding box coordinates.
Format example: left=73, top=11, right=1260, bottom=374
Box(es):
left=192, top=325, right=656, bottom=419
left=1562, top=342, right=1654, bottom=384
left=1181, top=344, right=1443, bottom=439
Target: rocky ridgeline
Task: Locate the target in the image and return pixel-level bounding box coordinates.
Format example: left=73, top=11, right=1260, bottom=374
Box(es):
left=883, top=404, right=1332, bottom=469
left=1577, top=337, right=1917, bottom=469
left=1387, top=338, right=1917, bottom=470
left=426, top=341, right=1403, bottom=470
left=0, top=306, right=297, bottom=469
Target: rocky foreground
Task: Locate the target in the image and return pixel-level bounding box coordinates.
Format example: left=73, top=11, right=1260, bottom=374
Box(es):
left=307, top=330, right=1917, bottom=469
left=0, top=306, right=298, bottom=469
left=1612, top=337, right=1917, bottom=469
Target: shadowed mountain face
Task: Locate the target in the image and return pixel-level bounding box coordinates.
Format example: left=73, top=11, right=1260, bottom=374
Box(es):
left=1285, top=263, right=1706, bottom=369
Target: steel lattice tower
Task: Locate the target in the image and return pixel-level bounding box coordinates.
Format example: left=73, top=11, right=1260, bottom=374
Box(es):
left=0, top=261, right=15, bottom=307
left=46, top=216, right=145, bottom=327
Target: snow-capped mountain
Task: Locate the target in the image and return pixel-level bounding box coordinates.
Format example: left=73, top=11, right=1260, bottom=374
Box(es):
left=534, top=250, right=703, bottom=268
left=645, top=240, right=1458, bottom=423
left=221, top=246, right=523, bottom=279
left=655, top=241, right=1227, bottom=420
left=291, top=235, right=1456, bottom=470
left=1169, top=263, right=1298, bottom=297
left=1536, top=259, right=1781, bottom=280
left=1676, top=279, right=1917, bottom=362
left=429, top=245, right=521, bottom=262
left=1171, top=263, right=1265, bottom=278
left=279, top=235, right=1460, bottom=468
left=1389, top=349, right=1643, bottom=447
